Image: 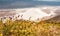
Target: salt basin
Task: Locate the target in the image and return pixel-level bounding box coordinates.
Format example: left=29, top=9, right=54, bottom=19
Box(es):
left=15, top=7, right=56, bottom=22
left=0, top=7, right=58, bottom=23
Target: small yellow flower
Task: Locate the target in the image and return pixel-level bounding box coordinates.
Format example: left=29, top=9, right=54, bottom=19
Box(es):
left=0, top=33, right=3, bottom=36
left=10, top=30, right=13, bottom=32
left=14, top=30, right=18, bottom=33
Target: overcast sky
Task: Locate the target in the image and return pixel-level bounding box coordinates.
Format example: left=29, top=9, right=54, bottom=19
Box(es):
left=0, top=0, right=60, bottom=9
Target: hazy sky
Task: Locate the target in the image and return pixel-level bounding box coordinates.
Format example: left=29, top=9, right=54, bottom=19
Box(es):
left=34, top=0, right=60, bottom=1
left=0, top=0, right=60, bottom=1
left=0, top=0, right=60, bottom=9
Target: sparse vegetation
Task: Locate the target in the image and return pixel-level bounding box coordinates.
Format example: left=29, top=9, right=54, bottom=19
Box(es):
left=0, top=18, right=60, bottom=36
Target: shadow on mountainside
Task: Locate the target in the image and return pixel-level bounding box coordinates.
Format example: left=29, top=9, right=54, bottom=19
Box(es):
left=45, top=15, right=60, bottom=22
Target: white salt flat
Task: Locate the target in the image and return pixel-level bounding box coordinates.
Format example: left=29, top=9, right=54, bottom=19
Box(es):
left=14, top=7, right=56, bottom=22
